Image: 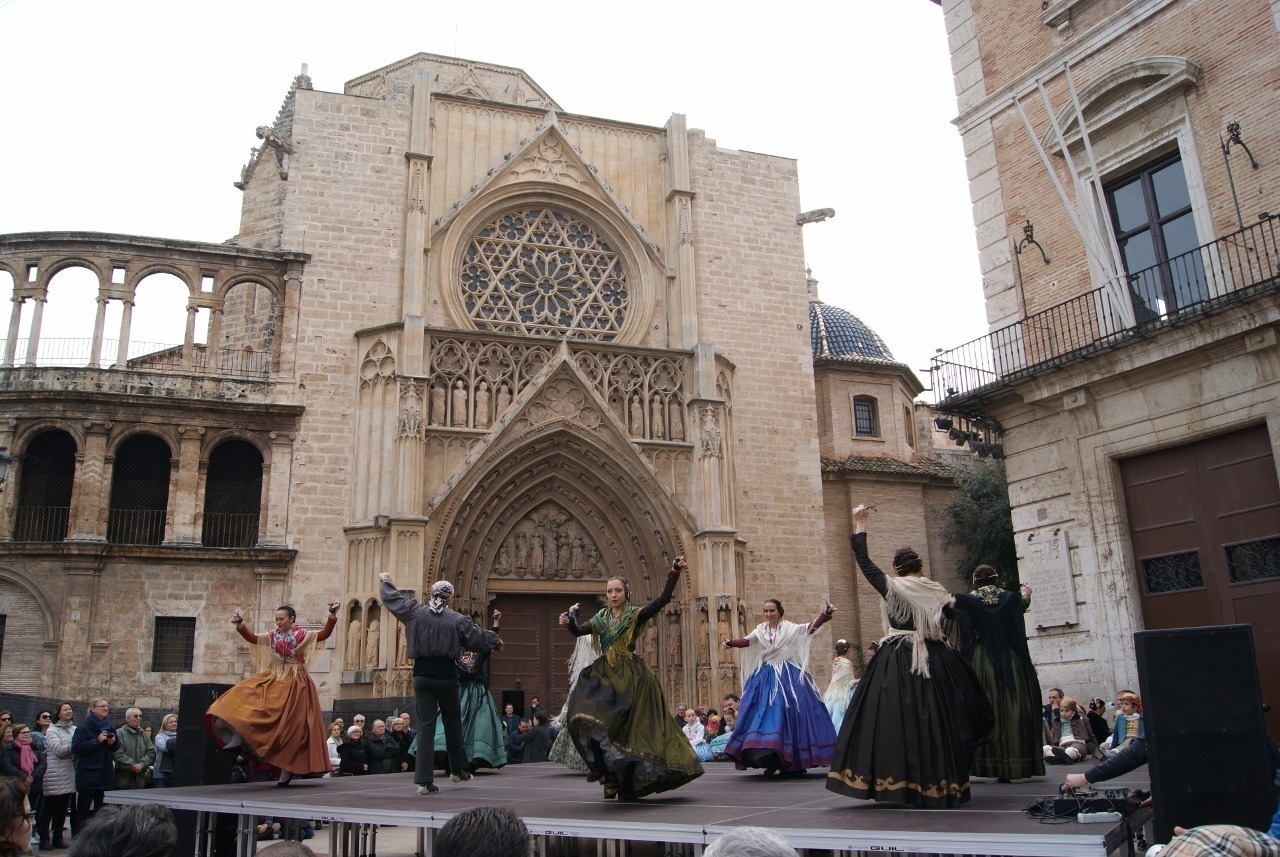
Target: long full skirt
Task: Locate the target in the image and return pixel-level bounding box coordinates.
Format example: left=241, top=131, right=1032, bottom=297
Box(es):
left=968, top=641, right=1044, bottom=780
left=205, top=669, right=330, bottom=776
left=826, top=636, right=994, bottom=808
left=549, top=721, right=588, bottom=771
left=726, top=662, right=837, bottom=772
left=432, top=681, right=507, bottom=770
left=566, top=654, right=703, bottom=799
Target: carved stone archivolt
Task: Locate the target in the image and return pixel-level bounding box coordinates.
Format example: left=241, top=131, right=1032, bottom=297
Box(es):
left=491, top=500, right=606, bottom=580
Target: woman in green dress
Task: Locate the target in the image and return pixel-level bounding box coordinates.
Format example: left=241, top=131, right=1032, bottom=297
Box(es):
left=559, top=557, right=703, bottom=800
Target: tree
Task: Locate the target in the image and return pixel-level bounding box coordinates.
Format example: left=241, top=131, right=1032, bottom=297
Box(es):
left=942, top=459, right=1019, bottom=588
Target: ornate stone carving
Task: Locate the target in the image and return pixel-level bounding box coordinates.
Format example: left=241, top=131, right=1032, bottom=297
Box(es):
left=345, top=616, right=363, bottom=670
left=359, top=341, right=395, bottom=388
left=491, top=501, right=609, bottom=582
left=699, top=406, right=723, bottom=459
left=364, top=618, right=380, bottom=668
left=398, top=381, right=423, bottom=439
left=520, top=377, right=602, bottom=430
left=408, top=160, right=427, bottom=214
left=665, top=601, right=682, bottom=668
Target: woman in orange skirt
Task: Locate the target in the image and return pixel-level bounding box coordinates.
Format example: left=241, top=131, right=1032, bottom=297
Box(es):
left=206, top=602, right=339, bottom=785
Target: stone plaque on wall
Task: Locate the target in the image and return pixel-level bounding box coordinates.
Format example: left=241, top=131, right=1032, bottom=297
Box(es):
left=1020, top=529, right=1078, bottom=629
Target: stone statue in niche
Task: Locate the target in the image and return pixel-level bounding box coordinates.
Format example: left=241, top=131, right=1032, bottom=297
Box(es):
left=629, top=395, right=643, bottom=438
left=475, top=382, right=491, bottom=429
left=570, top=535, right=584, bottom=577
left=345, top=617, right=363, bottom=670
left=651, top=398, right=665, bottom=439
left=496, top=383, right=512, bottom=417
left=717, top=608, right=734, bottom=665
left=365, top=618, right=380, bottom=668
left=545, top=526, right=559, bottom=573
left=697, top=607, right=710, bottom=666
left=451, top=381, right=468, bottom=427
left=641, top=620, right=658, bottom=671
left=400, top=394, right=422, bottom=438
left=556, top=530, right=570, bottom=578
left=665, top=608, right=682, bottom=668
left=669, top=401, right=684, bottom=441
left=587, top=545, right=602, bottom=578
left=495, top=544, right=510, bottom=576
left=530, top=530, right=545, bottom=577
left=515, top=532, right=529, bottom=574
left=430, top=384, right=445, bottom=426
left=396, top=621, right=410, bottom=667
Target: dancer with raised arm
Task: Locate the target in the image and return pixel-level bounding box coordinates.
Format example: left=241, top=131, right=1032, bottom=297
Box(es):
left=559, top=556, right=703, bottom=800
left=206, top=601, right=340, bottom=785
left=826, top=504, right=993, bottom=808
left=722, top=598, right=837, bottom=776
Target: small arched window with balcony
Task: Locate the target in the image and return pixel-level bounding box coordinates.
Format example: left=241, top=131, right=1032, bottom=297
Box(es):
left=201, top=440, right=263, bottom=548
left=852, top=395, right=880, bottom=438
left=106, top=435, right=172, bottom=545
left=13, top=430, right=76, bottom=542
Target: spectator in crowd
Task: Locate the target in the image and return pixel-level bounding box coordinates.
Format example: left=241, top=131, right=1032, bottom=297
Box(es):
left=0, top=776, right=33, bottom=857
left=526, top=697, right=543, bottom=720
left=325, top=721, right=343, bottom=775
left=1085, top=698, right=1111, bottom=759
left=32, top=712, right=52, bottom=753
left=1103, top=691, right=1144, bottom=756
left=397, top=712, right=416, bottom=772
left=515, top=714, right=552, bottom=764
left=366, top=720, right=400, bottom=774
left=1152, top=823, right=1279, bottom=857
left=501, top=704, right=520, bottom=740
left=351, top=715, right=366, bottom=732
left=673, top=703, right=689, bottom=729
left=0, top=727, right=11, bottom=754
left=336, top=726, right=369, bottom=776
left=112, top=708, right=154, bottom=789
left=38, top=703, right=75, bottom=850
left=435, top=806, right=529, bottom=857
left=683, top=710, right=712, bottom=763
left=1043, top=697, right=1091, bottom=764
left=704, top=826, right=799, bottom=857
left=721, top=694, right=740, bottom=718
left=388, top=717, right=413, bottom=772
left=1, top=722, right=45, bottom=798
left=257, top=843, right=317, bottom=857
left=152, top=714, right=178, bottom=789
left=65, top=804, right=176, bottom=857
left=506, top=719, right=528, bottom=764
left=71, top=700, right=116, bottom=830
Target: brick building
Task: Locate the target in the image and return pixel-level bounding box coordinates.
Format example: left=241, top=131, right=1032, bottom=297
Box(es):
left=928, top=0, right=1280, bottom=736
left=0, top=53, right=958, bottom=713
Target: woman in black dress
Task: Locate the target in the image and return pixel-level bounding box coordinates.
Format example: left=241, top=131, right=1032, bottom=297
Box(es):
left=953, top=565, right=1044, bottom=781
left=826, top=505, right=993, bottom=808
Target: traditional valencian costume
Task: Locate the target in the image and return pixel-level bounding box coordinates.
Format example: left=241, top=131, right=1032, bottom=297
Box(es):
left=724, top=603, right=837, bottom=774
left=953, top=568, right=1044, bottom=780
left=206, top=604, right=337, bottom=782
left=563, top=561, right=703, bottom=800
left=827, top=529, right=993, bottom=808
left=431, top=620, right=506, bottom=771
left=548, top=633, right=602, bottom=772
left=823, top=642, right=857, bottom=730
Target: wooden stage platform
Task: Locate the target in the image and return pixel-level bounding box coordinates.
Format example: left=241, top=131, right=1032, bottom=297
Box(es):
left=108, top=761, right=1151, bottom=857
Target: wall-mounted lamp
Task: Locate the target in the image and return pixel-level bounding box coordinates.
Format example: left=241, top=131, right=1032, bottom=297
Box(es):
left=1222, top=120, right=1261, bottom=230
left=1013, top=219, right=1050, bottom=321
left=0, top=447, right=12, bottom=487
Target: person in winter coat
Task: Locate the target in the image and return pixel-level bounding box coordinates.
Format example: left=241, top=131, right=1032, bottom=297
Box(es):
left=152, top=714, right=178, bottom=788
left=0, top=723, right=47, bottom=809
left=113, top=708, right=156, bottom=790
left=37, top=703, right=75, bottom=849
left=71, top=699, right=117, bottom=830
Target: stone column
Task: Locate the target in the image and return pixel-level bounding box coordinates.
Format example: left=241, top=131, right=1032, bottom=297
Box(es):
left=4, top=297, right=23, bottom=366
left=114, top=299, right=134, bottom=367
left=0, top=421, right=15, bottom=539
left=68, top=421, right=111, bottom=541
left=89, top=297, right=108, bottom=367
left=182, top=305, right=198, bottom=370
left=23, top=296, right=45, bottom=366
left=166, top=426, right=203, bottom=544
left=402, top=71, right=434, bottom=374
left=261, top=431, right=294, bottom=547
left=665, top=113, right=699, bottom=350
left=58, top=561, right=103, bottom=701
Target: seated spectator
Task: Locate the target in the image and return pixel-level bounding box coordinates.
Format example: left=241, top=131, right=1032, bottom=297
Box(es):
left=704, top=826, right=799, bottom=857
left=1085, top=698, right=1111, bottom=760
left=1104, top=691, right=1144, bottom=756
left=506, top=719, right=528, bottom=764
left=0, top=777, right=32, bottom=857
left=65, top=804, right=176, bottom=857
left=683, top=711, right=712, bottom=762
left=435, top=806, right=529, bottom=857
left=336, top=726, right=369, bottom=776
left=325, top=721, right=343, bottom=775
left=388, top=717, right=413, bottom=772
left=1043, top=697, right=1090, bottom=764
left=365, top=720, right=399, bottom=774
left=516, top=714, right=551, bottom=764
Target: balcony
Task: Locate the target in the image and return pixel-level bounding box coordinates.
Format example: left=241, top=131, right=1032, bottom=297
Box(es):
left=931, top=214, right=1280, bottom=406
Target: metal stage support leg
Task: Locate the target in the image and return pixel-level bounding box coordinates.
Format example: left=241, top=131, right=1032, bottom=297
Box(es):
left=235, top=813, right=254, bottom=857
left=416, top=826, right=429, bottom=857
left=330, top=820, right=341, bottom=857
left=195, top=811, right=211, bottom=857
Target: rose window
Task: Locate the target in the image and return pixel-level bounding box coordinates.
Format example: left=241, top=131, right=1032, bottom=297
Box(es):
left=461, top=208, right=629, bottom=340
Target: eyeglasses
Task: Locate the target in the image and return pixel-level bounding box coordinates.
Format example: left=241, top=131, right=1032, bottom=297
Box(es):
left=16, top=730, right=30, bottom=736
left=13, top=813, right=33, bottom=824
left=37, top=715, right=50, bottom=720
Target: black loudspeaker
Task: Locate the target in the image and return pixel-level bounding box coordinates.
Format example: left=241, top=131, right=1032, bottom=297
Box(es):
left=1135, top=625, right=1275, bottom=843
left=171, top=683, right=236, bottom=857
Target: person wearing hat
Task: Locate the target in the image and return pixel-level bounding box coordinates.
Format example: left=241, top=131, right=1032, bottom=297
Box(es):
left=380, top=574, right=502, bottom=795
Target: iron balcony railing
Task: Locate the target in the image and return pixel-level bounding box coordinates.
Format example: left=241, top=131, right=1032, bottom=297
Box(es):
left=201, top=512, right=261, bottom=548
left=11, top=506, right=70, bottom=542
left=105, top=508, right=166, bottom=546
left=0, top=339, right=271, bottom=379
left=931, top=214, right=1280, bottom=403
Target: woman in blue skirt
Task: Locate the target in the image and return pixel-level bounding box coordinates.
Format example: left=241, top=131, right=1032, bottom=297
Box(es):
left=722, top=598, right=838, bottom=775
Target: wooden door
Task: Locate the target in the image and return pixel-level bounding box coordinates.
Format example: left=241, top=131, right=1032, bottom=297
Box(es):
left=1121, top=424, right=1280, bottom=739
left=487, top=593, right=581, bottom=716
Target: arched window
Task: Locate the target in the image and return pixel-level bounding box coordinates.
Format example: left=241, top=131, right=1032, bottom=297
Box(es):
left=853, top=396, right=879, bottom=438
left=903, top=405, right=916, bottom=449
left=106, top=435, right=171, bottom=545
left=13, top=430, right=76, bottom=542
left=460, top=207, right=630, bottom=341
left=201, top=440, right=263, bottom=548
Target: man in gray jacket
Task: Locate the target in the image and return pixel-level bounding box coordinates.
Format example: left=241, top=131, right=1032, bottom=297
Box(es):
left=113, top=708, right=155, bottom=790
left=379, top=574, right=501, bottom=795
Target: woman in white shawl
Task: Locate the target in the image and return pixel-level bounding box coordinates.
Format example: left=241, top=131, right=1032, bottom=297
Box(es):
left=823, top=640, right=857, bottom=729
left=826, top=505, right=993, bottom=808
left=721, top=598, right=838, bottom=775
left=548, top=632, right=601, bottom=771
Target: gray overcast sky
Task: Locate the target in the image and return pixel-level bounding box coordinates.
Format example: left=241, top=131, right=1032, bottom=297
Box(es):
left=0, top=0, right=989, bottom=396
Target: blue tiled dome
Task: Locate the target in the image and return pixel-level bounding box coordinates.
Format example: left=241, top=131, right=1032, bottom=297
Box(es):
left=809, top=301, right=896, bottom=363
